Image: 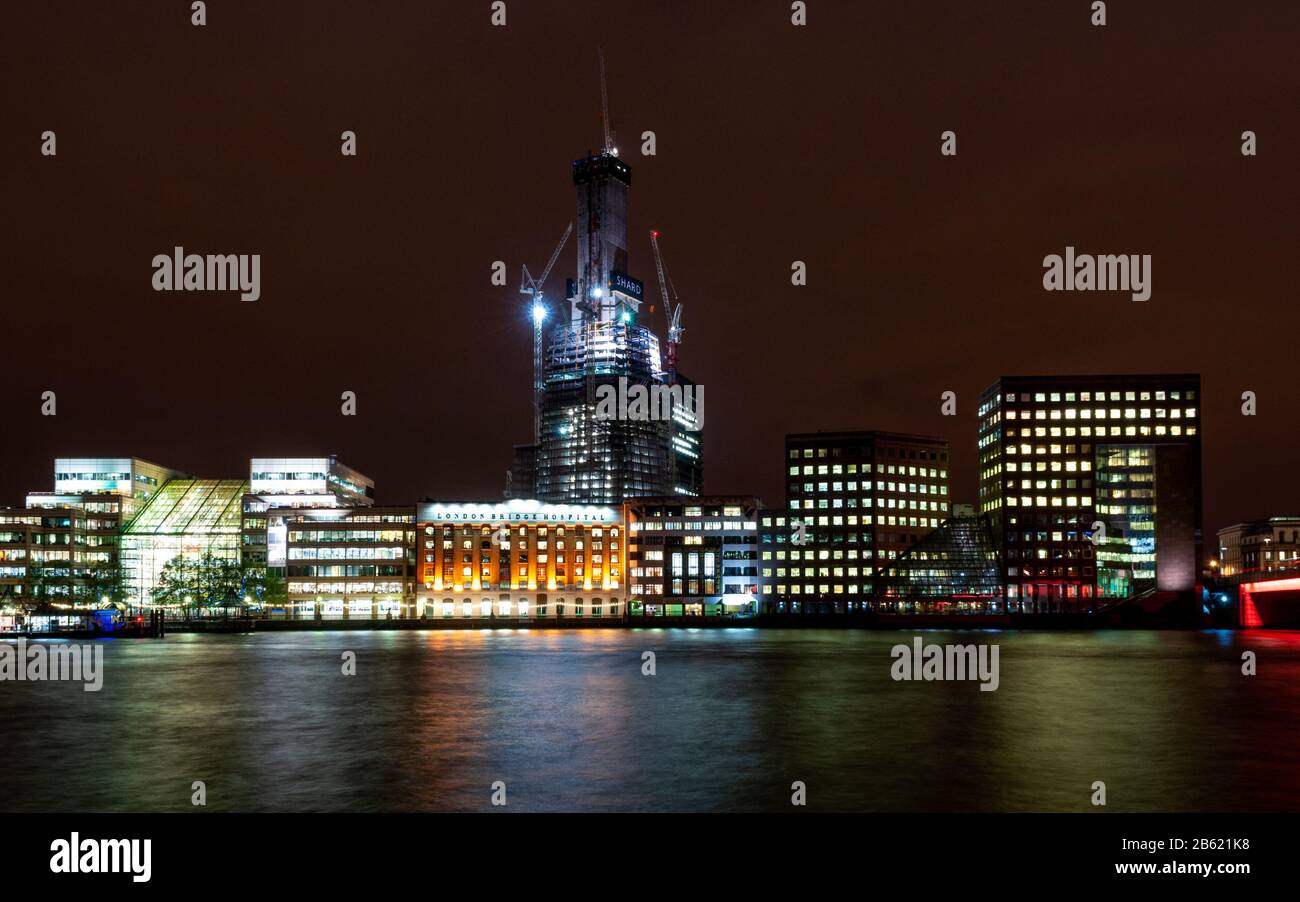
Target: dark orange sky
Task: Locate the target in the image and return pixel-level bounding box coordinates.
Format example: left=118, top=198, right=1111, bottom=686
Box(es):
left=3, top=0, right=1297, bottom=538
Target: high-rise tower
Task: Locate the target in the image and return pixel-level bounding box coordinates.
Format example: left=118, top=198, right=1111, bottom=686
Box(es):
left=532, top=150, right=670, bottom=504
left=572, top=153, right=633, bottom=323
left=510, top=60, right=703, bottom=505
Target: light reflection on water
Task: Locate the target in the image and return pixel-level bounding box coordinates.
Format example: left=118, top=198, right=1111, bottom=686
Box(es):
left=2, top=629, right=1298, bottom=812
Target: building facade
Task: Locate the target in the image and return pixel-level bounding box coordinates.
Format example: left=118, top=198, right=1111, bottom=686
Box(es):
left=760, top=431, right=951, bottom=612
left=283, top=505, right=418, bottom=619
left=0, top=457, right=183, bottom=607
left=978, top=374, right=1202, bottom=611
left=415, top=500, right=625, bottom=618
left=668, top=373, right=704, bottom=497
left=874, top=504, right=1004, bottom=609
left=120, top=478, right=248, bottom=603
left=0, top=504, right=124, bottom=607
left=512, top=146, right=701, bottom=505
left=625, top=495, right=760, bottom=616
left=44, top=457, right=184, bottom=520
left=1217, top=516, right=1300, bottom=579
left=241, top=456, right=376, bottom=588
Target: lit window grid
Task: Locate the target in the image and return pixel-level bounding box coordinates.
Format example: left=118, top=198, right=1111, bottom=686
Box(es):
left=978, top=380, right=1199, bottom=596
left=777, top=450, right=950, bottom=601
left=414, top=522, right=621, bottom=593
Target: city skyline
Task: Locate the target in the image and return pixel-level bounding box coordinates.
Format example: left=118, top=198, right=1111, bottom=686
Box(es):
left=4, top=0, right=1299, bottom=863
left=5, top=2, right=1297, bottom=547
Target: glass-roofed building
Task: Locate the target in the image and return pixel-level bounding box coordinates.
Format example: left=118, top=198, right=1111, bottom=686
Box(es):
left=875, top=505, right=1004, bottom=611
left=120, top=479, right=249, bottom=603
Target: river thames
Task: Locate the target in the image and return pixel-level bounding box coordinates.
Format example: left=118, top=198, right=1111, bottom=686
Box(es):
left=2, top=629, right=1299, bottom=812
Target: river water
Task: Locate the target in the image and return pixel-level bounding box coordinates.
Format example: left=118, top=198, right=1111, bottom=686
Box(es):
left=2, top=629, right=1298, bottom=812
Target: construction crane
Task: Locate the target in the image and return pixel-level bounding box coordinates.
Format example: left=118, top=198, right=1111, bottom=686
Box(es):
left=599, top=47, right=617, bottom=156
left=521, top=222, right=572, bottom=304
left=650, top=229, right=684, bottom=377
left=520, top=222, right=573, bottom=443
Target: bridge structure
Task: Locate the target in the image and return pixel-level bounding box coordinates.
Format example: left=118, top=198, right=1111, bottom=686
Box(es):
left=1214, top=563, right=1300, bottom=628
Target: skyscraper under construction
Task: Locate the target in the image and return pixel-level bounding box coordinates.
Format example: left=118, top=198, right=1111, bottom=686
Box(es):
left=509, top=63, right=702, bottom=506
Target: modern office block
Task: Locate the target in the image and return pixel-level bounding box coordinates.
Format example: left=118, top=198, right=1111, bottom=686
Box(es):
left=978, top=374, right=1203, bottom=610
left=760, top=431, right=951, bottom=612
left=241, top=456, right=376, bottom=583
left=625, top=495, right=760, bottom=616
left=282, top=505, right=418, bottom=619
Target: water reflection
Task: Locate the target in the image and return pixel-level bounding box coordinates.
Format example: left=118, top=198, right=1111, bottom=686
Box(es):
left=2, top=629, right=1298, bottom=812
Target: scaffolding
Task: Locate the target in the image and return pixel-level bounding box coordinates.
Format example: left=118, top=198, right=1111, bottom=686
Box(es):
left=534, top=319, right=674, bottom=505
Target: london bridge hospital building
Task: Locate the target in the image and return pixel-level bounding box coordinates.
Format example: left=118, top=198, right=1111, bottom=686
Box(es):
left=414, top=501, right=626, bottom=619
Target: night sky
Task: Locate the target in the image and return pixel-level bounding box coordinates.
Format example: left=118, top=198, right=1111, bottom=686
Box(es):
left=3, top=1, right=1297, bottom=539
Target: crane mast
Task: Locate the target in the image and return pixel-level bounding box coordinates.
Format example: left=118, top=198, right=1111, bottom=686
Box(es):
left=599, top=47, right=616, bottom=155
left=521, top=222, right=574, bottom=443
left=521, top=222, right=572, bottom=299
left=650, top=230, right=684, bottom=377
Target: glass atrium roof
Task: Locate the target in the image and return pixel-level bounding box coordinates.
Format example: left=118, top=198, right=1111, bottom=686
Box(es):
left=123, top=479, right=248, bottom=536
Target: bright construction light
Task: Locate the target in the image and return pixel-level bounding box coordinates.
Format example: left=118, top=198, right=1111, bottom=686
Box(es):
left=592, top=287, right=604, bottom=299
left=532, top=303, right=547, bottom=324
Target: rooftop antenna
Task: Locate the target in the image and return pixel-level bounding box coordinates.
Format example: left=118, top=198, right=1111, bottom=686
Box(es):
left=599, top=47, right=617, bottom=156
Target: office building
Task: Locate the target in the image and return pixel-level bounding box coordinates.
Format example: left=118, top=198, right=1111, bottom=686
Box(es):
left=760, top=431, right=951, bottom=612
left=875, top=504, right=1003, bottom=608
left=283, top=505, right=418, bottom=619
left=241, top=456, right=376, bottom=585
left=0, top=457, right=184, bottom=607
left=668, top=373, right=704, bottom=497
left=39, top=457, right=184, bottom=520
left=978, top=374, right=1202, bottom=610
left=0, top=505, right=124, bottom=607
left=625, top=495, right=760, bottom=616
